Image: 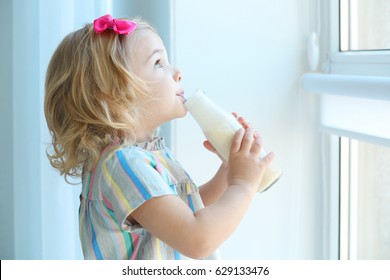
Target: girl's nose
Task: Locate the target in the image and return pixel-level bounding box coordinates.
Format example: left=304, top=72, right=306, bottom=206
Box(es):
left=173, top=68, right=182, bottom=82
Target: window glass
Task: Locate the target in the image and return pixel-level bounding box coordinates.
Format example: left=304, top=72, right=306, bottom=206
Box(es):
left=340, top=0, right=390, bottom=51
left=355, top=140, right=390, bottom=259
left=340, top=137, right=390, bottom=259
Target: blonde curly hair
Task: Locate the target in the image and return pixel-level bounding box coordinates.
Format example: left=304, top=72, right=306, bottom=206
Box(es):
left=44, top=19, right=155, bottom=183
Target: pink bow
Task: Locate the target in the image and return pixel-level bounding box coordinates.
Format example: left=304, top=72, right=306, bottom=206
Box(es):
left=93, top=14, right=137, bottom=35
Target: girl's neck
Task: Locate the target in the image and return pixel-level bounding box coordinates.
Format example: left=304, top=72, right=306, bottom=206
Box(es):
left=134, top=128, right=156, bottom=143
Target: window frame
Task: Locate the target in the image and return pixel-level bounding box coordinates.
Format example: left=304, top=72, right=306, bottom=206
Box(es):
left=326, top=0, right=390, bottom=76
left=322, top=0, right=390, bottom=261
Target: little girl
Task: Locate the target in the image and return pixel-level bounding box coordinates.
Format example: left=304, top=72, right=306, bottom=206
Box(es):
left=44, top=14, right=274, bottom=260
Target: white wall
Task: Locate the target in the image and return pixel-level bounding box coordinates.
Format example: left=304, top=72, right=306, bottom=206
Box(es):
left=172, top=0, right=324, bottom=259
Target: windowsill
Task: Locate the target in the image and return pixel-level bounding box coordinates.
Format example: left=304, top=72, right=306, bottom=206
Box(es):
left=301, top=73, right=390, bottom=101
left=302, top=72, right=390, bottom=146
left=331, top=51, right=390, bottom=64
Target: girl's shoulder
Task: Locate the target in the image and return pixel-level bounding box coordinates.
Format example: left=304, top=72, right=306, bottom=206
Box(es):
left=100, top=137, right=167, bottom=168
left=100, top=143, right=147, bottom=166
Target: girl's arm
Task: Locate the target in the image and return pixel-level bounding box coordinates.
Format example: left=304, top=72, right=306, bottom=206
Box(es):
left=199, top=113, right=252, bottom=206
left=131, top=128, right=274, bottom=259
left=199, top=162, right=228, bottom=207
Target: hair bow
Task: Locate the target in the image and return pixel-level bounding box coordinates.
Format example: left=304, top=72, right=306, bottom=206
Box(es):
left=93, top=14, right=137, bottom=35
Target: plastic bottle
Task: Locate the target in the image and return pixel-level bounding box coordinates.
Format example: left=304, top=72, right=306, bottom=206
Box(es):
left=185, top=89, right=282, bottom=192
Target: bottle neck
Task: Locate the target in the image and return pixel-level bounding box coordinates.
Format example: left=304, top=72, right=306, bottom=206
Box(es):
left=185, top=90, right=226, bottom=129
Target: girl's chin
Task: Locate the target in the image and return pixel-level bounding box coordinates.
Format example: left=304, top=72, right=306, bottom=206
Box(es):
left=178, top=110, right=188, bottom=118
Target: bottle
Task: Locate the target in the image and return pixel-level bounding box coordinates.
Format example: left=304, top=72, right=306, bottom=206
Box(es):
left=185, top=89, right=282, bottom=192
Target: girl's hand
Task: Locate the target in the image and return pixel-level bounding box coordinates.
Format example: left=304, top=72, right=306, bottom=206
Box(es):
left=227, top=128, right=274, bottom=193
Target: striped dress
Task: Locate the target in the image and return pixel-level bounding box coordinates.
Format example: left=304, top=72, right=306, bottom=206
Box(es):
left=79, top=137, right=217, bottom=260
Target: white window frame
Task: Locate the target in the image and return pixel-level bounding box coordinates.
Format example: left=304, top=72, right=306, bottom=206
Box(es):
left=303, top=0, right=390, bottom=102
left=304, top=0, right=390, bottom=260
left=326, top=0, right=390, bottom=76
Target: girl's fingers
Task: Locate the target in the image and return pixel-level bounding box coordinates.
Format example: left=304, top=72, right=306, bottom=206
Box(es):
left=204, top=140, right=227, bottom=162
left=241, top=128, right=254, bottom=153
left=230, top=128, right=245, bottom=154
left=260, top=152, right=275, bottom=167
left=232, top=112, right=253, bottom=130
left=203, top=140, right=216, bottom=153
left=250, top=132, right=263, bottom=154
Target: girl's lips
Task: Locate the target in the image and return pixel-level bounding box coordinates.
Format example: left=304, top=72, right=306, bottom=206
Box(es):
left=176, top=91, right=186, bottom=102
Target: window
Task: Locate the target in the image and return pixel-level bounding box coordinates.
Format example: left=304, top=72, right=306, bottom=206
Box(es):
left=340, top=137, right=390, bottom=259
left=303, top=0, right=390, bottom=260
left=340, top=0, right=390, bottom=51
left=324, top=0, right=390, bottom=77
left=335, top=0, right=390, bottom=261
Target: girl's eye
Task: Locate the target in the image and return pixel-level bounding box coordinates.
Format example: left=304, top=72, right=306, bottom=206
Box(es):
left=154, top=59, right=163, bottom=69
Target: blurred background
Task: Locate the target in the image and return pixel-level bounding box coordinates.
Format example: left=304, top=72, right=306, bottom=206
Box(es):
left=1, top=0, right=389, bottom=260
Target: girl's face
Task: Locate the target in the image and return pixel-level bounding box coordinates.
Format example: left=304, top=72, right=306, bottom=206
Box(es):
left=129, top=29, right=186, bottom=139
